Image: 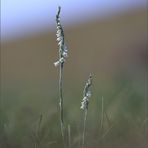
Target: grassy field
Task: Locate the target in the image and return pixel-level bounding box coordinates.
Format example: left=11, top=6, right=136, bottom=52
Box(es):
left=0, top=76, right=147, bottom=148
left=0, top=7, right=148, bottom=148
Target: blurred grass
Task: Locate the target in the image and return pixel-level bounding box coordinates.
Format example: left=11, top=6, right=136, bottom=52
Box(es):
left=0, top=67, right=147, bottom=148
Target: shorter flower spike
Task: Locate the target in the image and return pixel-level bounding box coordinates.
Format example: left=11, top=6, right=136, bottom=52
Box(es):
left=80, top=74, right=92, bottom=110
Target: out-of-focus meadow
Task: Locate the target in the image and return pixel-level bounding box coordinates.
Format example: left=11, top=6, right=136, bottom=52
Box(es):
left=1, top=4, right=148, bottom=148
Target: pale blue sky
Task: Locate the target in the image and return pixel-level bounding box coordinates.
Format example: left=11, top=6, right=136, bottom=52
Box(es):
left=1, top=0, right=146, bottom=40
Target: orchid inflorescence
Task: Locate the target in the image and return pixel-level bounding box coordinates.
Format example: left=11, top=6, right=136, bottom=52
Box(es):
left=80, top=74, right=92, bottom=110
left=54, top=6, right=68, bottom=67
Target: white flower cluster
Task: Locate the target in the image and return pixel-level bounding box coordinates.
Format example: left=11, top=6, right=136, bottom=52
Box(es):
left=54, top=6, right=68, bottom=67
left=80, top=74, right=92, bottom=110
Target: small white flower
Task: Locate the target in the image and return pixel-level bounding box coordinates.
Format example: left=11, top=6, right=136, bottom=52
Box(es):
left=54, top=61, right=60, bottom=67
left=81, top=97, right=89, bottom=110
left=56, top=34, right=61, bottom=38
left=57, top=29, right=61, bottom=33
left=59, top=57, right=65, bottom=63
left=57, top=36, right=62, bottom=41
left=58, top=40, right=63, bottom=46
left=86, top=91, right=91, bottom=97
left=80, top=103, right=85, bottom=110
left=54, top=57, right=65, bottom=67
left=63, top=51, right=68, bottom=58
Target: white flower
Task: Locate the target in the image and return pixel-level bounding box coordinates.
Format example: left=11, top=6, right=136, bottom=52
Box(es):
left=86, top=91, right=91, bottom=97
left=80, top=102, right=85, bottom=110
left=54, top=61, right=60, bottom=67
left=63, top=51, right=68, bottom=58
left=54, top=57, right=65, bottom=67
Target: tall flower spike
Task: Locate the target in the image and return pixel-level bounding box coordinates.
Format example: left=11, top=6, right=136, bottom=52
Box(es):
left=54, top=6, right=68, bottom=67
left=80, top=74, right=92, bottom=110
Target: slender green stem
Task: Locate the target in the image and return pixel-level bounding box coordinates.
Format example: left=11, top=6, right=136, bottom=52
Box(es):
left=68, top=124, right=71, bottom=148
left=82, top=110, right=87, bottom=148
left=100, top=96, right=104, bottom=133
left=59, top=62, right=64, bottom=139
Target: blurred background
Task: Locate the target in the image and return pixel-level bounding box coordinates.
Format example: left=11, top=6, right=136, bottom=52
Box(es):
left=1, top=0, right=148, bottom=148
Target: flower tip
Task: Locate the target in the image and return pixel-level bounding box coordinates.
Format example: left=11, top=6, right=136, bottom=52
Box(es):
left=58, top=6, right=61, bottom=10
